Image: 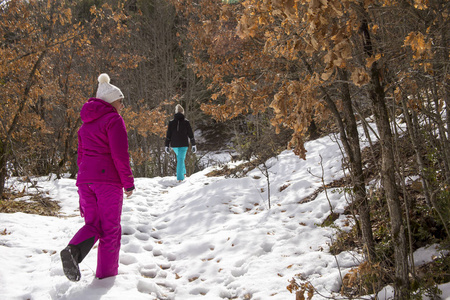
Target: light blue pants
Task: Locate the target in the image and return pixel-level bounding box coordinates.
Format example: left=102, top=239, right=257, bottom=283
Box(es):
left=172, top=147, right=188, bottom=181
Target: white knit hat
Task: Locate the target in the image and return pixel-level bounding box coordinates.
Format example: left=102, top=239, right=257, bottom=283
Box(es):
left=175, top=104, right=184, bottom=114
left=96, top=73, right=124, bottom=104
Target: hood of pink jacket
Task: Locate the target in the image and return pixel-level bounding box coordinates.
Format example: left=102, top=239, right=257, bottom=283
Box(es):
left=76, top=98, right=134, bottom=190
left=80, top=98, right=117, bottom=123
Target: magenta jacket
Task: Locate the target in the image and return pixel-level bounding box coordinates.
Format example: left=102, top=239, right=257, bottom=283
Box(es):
left=76, top=98, right=134, bottom=191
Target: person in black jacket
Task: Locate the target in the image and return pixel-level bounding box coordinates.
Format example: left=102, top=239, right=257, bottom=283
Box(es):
left=165, top=104, right=196, bottom=181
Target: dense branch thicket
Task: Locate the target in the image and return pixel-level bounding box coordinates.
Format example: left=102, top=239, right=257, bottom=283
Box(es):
left=0, top=0, right=206, bottom=188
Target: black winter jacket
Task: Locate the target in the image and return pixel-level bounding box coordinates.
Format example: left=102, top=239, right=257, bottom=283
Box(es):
left=165, top=113, right=196, bottom=148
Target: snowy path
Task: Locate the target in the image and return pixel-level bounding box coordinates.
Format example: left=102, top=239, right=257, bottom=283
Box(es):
left=0, top=146, right=357, bottom=299
left=2, top=137, right=449, bottom=299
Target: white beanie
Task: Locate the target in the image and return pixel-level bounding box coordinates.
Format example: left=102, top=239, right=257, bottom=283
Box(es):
left=96, top=73, right=124, bottom=104
left=175, top=104, right=184, bottom=114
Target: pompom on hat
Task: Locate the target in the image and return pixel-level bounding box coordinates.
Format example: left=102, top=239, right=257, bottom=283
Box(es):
left=96, top=73, right=124, bottom=104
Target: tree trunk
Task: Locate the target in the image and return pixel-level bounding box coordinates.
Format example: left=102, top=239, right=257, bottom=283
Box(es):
left=339, top=69, right=376, bottom=261
left=360, top=18, right=409, bottom=297
left=438, top=9, right=450, bottom=185
left=369, top=63, right=409, bottom=298
left=0, top=140, right=6, bottom=198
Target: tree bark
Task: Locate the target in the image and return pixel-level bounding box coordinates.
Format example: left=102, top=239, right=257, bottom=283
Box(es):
left=0, top=140, right=6, bottom=198
left=339, top=69, right=376, bottom=261
left=359, top=17, right=409, bottom=297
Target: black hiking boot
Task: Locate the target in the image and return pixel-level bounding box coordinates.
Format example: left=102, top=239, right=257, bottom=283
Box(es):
left=60, top=245, right=81, bottom=282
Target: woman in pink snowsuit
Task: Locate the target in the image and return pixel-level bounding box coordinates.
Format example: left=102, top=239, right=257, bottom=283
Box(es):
left=60, top=73, right=135, bottom=281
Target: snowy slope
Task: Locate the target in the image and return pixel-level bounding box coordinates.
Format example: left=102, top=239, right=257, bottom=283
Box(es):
left=1, top=132, right=449, bottom=300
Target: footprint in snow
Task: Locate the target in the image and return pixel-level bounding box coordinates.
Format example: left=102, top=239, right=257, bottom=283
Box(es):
left=122, top=205, right=133, bottom=212
left=135, top=232, right=150, bottom=241
left=231, top=265, right=248, bottom=277
left=165, top=253, right=176, bottom=261
left=234, top=259, right=246, bottom=268
left=189, top=287, right=209, bottom=296
left=261, top=241, right=275, bottom=253
left=159, top=262, right=171, bottom=270
left=120, top=254, right=138, bottom=265
left=151, top=232, right=161, bottom=240
left=121, top=225, right=135, bottom=235
left=155, top=280, right=175, bottom=293
left=121, top=235, right=130, bottom=245
left=136, top=206, right=148, bottom=212
left=136, top=224, right=152, bottom=232
left=153, top=248, right=163, bottom=256
left=122, top=242, right=142, bottom=254
left=136, top=279, right=170, bottom=299
left=154, top=223, right=168, bottom=230
left=143, top=244, right=153, bottom=251
left=140, top=264, right=158, bottom=278
left=121, top=215, right=131, bottom=222
left=133, top=190, right=147, bottom=197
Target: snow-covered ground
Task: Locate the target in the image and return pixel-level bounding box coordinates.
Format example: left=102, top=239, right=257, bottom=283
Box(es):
left=1, top=130, right=449, bottom=299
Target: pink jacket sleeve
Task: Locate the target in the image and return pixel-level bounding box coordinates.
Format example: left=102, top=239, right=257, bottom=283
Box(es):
left=107, top=115, right=135, bottom=190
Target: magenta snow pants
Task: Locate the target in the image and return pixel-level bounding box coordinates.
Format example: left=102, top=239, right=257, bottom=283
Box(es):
left=69, top=183, right=123, bottom=279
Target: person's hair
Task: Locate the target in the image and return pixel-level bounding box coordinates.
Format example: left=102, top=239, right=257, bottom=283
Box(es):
left=175, top=104, right=184, bottom=114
